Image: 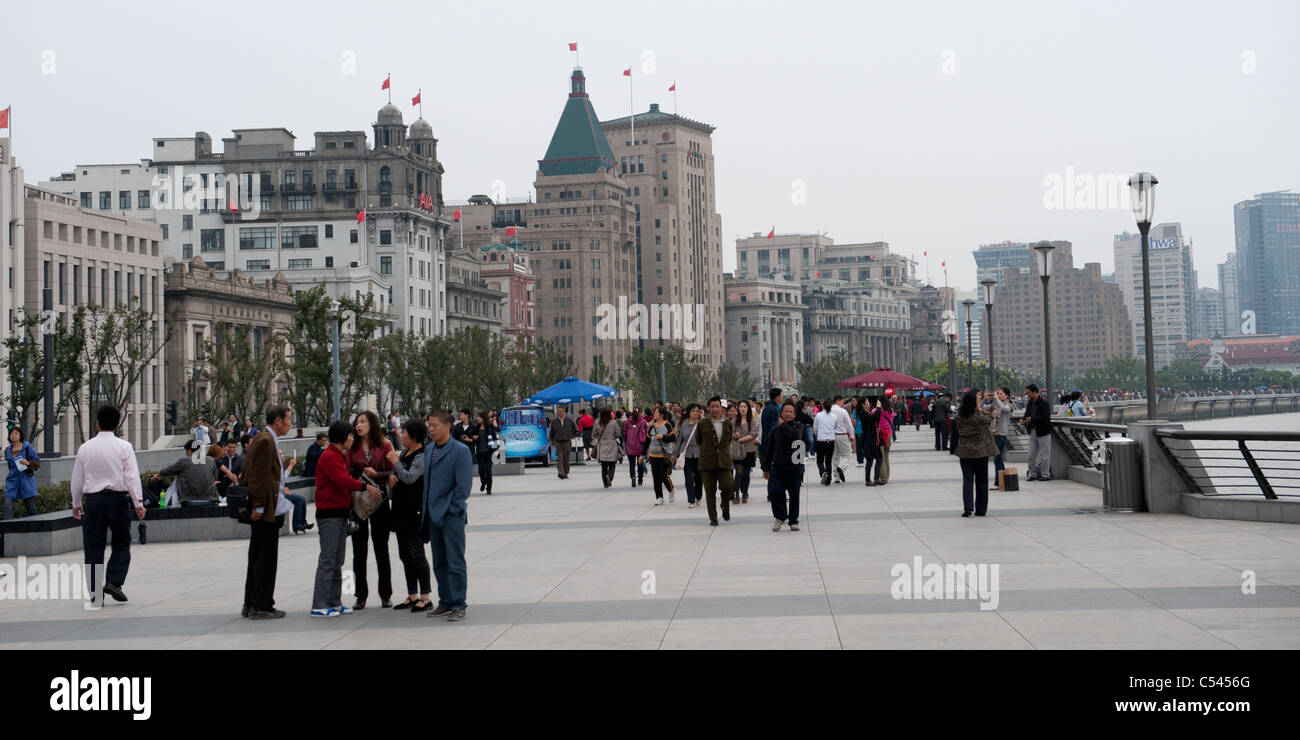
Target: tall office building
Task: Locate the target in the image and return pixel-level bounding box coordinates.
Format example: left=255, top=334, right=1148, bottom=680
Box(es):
left=0, top=135, right=23, bottom=399
left=985, top=242, right=1132, bottom=382
left=603, top=104, right=725, bottom=371
left=723, top=274, right=804, bottom=391
left=1234, top=190, right=1300, bottom=335
left=1113, top=223, right=1196, bottom=368
left=973, top=241, right=1033, bottom=286
left=531, top=68, right=638, bottom=377
left=1194, top=287, right=1224, bottom=340
left=1218, top=254, right=1240, bottom=335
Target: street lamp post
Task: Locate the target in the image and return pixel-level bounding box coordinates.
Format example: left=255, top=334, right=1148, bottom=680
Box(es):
left=1033, top=241, right=1056, bottom=406
left=659, top=351, right=667, bottom=404
left=1129, top=172, right=1160, bottom=421
left=42, top=288, right=58, bottom=457
left=962, top=298, right=976, bottom=393
left=981, top=278, right=997, bottom=391
left=942, top=310, right=957, bottom=396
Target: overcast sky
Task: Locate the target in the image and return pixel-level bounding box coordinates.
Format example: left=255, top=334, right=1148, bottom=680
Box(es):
left=4, top=0, right=1295, bottom=290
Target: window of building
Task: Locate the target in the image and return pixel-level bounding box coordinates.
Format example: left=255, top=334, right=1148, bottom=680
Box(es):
left=80, top=192, right=92, bottom=208
left=200, top=229, right=224, bottom=252
left=119, top=191, right=131, bottom=209
left=281, top=225, right=318, bottom=249
left=380, top=256, right=392, bottom=275
left=246, top=259, right=271, bottom=271
left=349, top=229, right=358, bottom=244
left=99, top=191, right=111, bottom=209
left=182, top=215, right=193, bottom=230
left=239, top=226, right=275, bottom=250
left=324, top=224, right=333, bottom=238
left=182, top=244, right=193, bottom=259
left=380, top=230, right=392, bottom=245
left=285, top=195, right=312, bottom=210
left=325, top=256, right=334, bottom=268
left=287, top=258, right=312, bottom=269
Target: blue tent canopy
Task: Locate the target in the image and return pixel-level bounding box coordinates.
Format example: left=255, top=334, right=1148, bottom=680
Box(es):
left=522, top=377, right=619, bottom=406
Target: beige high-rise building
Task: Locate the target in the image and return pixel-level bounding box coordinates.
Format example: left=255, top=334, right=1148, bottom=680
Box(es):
left=985, top=242, right=1132, bottom=383
left=602, top=103, right=725, bottom=372
left=530, top=68, right=637, bottom=377
left=724, top=274, right=804, bottom=392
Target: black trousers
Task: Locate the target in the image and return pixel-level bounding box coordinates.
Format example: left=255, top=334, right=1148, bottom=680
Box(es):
left=600, top=460, right=617, bottom=485
left=476, top=451, right=494, bottom=492
left=649, top=456, right=669, bottom=499
left=935, top=424, right=949, bottom=451
left=768, top=467, right=801, bottom=524
left=815, top=441, right=835, bottom=479
left=864, top=444, right=883, bottom=483
left=395, top=528, right=431, bottom=595
left=960, top=457, right=990, bottom=515
left=351, top=501, right=393, bottom=603
left=81, top=491, right=133, bottom=587
left=243, top=516, right=281, bottom=612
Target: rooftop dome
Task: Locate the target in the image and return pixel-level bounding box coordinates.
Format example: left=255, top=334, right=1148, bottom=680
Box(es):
left=410, top=117, right=433, bottom=138
left=377, top=103, right=403, bottom=125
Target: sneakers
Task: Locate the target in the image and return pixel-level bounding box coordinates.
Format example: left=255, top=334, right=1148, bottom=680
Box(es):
left=336, top=605, right=353, bottom=615
left=773, top=518, right=783, bottom=532
left=429, top=605, right=453, bottom=617
left=249, top=609, right=286, bottom=620
left=790, top=523, right=800, bottom=531
left=821, top=473, right=831, bottom=486
left=310, top=608, right=341, bottom=618
left=836, top=468, right=846, bottom=483
left=447, top=610, right=467, bottom=622
left=669, top=492, right=675, bottom=503
left=655, top=499, right=663, bottom=506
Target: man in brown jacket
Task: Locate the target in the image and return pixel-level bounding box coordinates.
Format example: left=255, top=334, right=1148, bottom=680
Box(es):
left=694, top=396, right=735, bottom=526
left=242, top=404, right=293, bottom=619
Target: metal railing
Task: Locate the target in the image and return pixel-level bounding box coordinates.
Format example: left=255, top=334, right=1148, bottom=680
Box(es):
left=1155, top=428, right=1300, bottom=499
left=1052, top=419, right=1128, bottom=468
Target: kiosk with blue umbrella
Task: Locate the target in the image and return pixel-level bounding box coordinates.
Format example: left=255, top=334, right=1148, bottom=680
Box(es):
left=510, top=377, right=620, bottom=465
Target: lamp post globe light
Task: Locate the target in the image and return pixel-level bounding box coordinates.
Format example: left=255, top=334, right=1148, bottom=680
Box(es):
left=981, top=278, right=997, bottom=391
left=961, top=298, right=976, bottom=393
left=1032, top=241, right=1056, bottom=408
left=1128, top=172, right=1159, bottom=421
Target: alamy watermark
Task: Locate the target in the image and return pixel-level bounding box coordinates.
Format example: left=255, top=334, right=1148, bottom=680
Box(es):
left=1042, top=166, right=1133, bottom=211
left=151, top=165, right=261, bottom=219
left=890, top=556, right=1000, bottom=611
left=595, top=297, right=706, bottom=351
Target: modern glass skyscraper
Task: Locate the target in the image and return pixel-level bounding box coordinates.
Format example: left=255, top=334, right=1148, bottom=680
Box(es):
left=1234, top=190, right=1300, bottom=335
left=1113, top=223, right=1196, bottom=369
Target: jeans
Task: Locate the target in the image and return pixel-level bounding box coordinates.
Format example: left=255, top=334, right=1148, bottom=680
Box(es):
left=81, top=491, right=133, bottom=588
left=3, top=497, right=38, bottom=519
left=1027, top=432, right=1052, bottom=479
left=627, top=454, right=644, bottom=484
left=935, top=424, right=950, bottom=451
left=311, top=515, right=349, bottom=609
left=427, top=509, right=467, bottom=611
left=960, top=456, right=989, bottom=515
left=284, top=492, right=307, bottom=531
left=684, top=457, right=701, bottom=503
left=351, top=501, right=392, bottom=603
left=865, top=445, right=883, bottom=483
left=993, top=435, right=1007, bottom=477
left=768, top=467, right=801, bottom=525
left=877, top=443, right=891, bottom=483
left=855, top=436, right=866, bottom=465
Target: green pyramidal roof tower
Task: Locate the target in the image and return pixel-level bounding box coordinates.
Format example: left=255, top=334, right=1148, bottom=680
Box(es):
left=538, top=68, right=617, bottom=176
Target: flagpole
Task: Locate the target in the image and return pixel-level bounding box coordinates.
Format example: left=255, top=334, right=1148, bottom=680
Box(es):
left=673, top=83, right=678, bottom=115
left=418, top=88, right=422, bottom=118
left=629, top=68, right=635, bottom=150
left=387, top=72, right=391, bottom=104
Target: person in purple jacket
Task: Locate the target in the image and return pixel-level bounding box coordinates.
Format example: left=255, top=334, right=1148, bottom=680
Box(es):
left=622, top=409, right=649, bottom=487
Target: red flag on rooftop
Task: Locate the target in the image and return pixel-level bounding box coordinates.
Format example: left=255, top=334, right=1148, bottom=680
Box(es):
left=381, top=76, right=390, bottom=91
left=505, top=225, right=517, bottom=236
left=412, top=92, right=421, bottom=106
left=766, top=227, right=774, bottom=239
left=356, top=209, right=366, bottom=223
left=453, top=208, right=461, bottom=221
left=623, top=68, right=631, bottom=77
left=0, top=107, right=9, bottom=129
left=569, top=42, right=578, bottom=51
left=669, top=83, right=676, bottom=92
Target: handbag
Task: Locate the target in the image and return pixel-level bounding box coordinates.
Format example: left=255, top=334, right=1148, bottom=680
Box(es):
left=351, top=473, right=386, bottom=520
left=673, top=423, right=698, bottom=471
left=225, top=485, right=253, bottom=523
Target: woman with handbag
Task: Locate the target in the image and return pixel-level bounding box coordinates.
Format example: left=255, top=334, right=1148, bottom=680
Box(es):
left=475, top=411, right=498, bottom=495
left=311, top=421, right=379, bottom=618
left=877, top=400, right=894, bottom=485
left=645, top=407, right=676, bottom=505
left=954, top=391, right=999, bottom=517
left=3, top=426, right=40, bottom=519
left=592, top=407, right=623, bottom=488
left=349, top=410, right=396, bottom=609
left=386, top=418, right=433, bottom=612
left=731, top=400, right=759, bottom=504
left=622, top=410, right=648, bottom=487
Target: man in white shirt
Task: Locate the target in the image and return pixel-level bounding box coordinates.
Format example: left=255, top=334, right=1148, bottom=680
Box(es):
left=190, top=419, right=211, bottom=446
left=71, top=405, right=145, bottom=606
left=812, top=402, right=839, bottom=486
left=830, top=396, right=855, bottom=484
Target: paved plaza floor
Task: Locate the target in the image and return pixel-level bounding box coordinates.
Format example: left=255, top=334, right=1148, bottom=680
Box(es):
left=3, top=432, right=1299, bottom=650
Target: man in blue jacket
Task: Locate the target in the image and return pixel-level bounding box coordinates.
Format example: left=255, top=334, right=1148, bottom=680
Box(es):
left=422, top=409, right=474, bottom=622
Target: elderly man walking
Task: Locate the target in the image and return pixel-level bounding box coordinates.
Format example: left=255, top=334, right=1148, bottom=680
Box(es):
left=422, top=410, right=474, bottom=622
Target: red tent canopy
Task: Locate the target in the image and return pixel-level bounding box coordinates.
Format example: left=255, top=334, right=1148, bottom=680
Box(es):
left=838, top=367, right=938, bottom=391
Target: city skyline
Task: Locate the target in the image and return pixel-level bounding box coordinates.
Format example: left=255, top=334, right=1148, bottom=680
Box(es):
left=2, top=0, right=1295, bottom=293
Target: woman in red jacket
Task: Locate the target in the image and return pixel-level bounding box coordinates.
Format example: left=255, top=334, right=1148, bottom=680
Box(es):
left=311, top=421, right=379, bottom=618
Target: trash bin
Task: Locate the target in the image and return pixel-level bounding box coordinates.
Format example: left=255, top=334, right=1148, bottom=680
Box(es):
left=1101, top=437, right=1144, bottom=512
